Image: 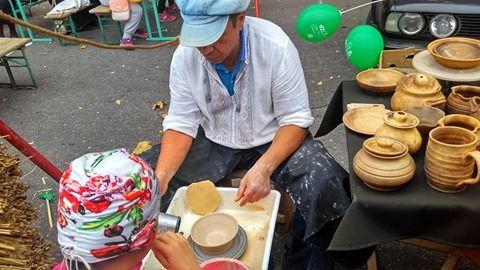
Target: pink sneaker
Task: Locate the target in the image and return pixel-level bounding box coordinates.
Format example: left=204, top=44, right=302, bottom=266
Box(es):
left=159, top=10, right=176, bottom=22
left=119, top=38, right=133, bottom=46
left=170, top=3, right=180, bottom=13
left=134, top=28, right=148, bottom=38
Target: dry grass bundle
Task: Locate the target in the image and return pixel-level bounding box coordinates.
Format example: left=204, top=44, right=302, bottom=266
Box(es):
left=0, top=142, right=52, bottom=269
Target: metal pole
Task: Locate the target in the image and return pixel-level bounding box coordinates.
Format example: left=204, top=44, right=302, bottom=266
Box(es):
left=0, top=120, right=62, bottom=182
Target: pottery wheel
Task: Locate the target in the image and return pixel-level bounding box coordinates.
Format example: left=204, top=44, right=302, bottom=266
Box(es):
left=412, top=50, right=480, bottom=82
left=188, top=225, right=248, bottom=263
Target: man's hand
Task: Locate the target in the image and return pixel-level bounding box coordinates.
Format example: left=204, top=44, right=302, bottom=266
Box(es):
left=235, top=163, right=272, bottom=206
left=151, top=232, right=200, bottom=270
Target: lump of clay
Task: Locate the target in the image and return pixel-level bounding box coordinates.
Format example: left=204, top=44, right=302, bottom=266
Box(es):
left=186, top=180, right=221, bottom=215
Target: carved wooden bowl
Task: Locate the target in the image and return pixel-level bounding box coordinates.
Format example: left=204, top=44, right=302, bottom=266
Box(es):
left=428, top=37, right=480, bottom=69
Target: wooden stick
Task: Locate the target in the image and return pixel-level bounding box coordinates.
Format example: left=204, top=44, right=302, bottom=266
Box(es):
left=0, top=243, right=15, bottom=251
left=0, top=11, right=179, bottom=50
left=34, top=188, right=52, bottom=194
left=46, top=200, right=53, bottom=228
left=0, top=257, right=26, bottom=266
left=0, top=229, right=12, bottom=236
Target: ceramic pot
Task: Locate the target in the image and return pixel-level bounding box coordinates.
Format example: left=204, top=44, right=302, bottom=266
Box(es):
left=425, top=127, right=480, bottom=193
left=375, top=111, right=422, bottom=154
left=404, top=106, right=445, bottom=138
left=437, top=114, right=480, bottom=137
left=391, top=73, right=446, bottom=111
left=447, top=85, right=480, bottom=119
left=353, top=137, right=415, bottom=191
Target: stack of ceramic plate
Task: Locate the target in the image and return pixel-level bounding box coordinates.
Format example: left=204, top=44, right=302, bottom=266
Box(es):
left=188, top=226, right=248, bottom=263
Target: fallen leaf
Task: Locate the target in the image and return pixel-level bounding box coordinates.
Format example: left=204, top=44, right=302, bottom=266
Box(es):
left=111, top=71, right=116, bottom=74
left=152, top=100, right=165, bottom=110
left=317, top=80, right=323, bottom=86
left=78, top=106, right=83, bottom=110
left=329, top=76, right=334, bottom=80
left=80, top=45, right=87, bottom=49
left=121, top=64, right=125, bottom=68
left=161, top=112, right=168, bottom=119
left=132, top=140, right=152, bottom=155
left=29, top=141, right=35, bottom=145
left=115, top=99, right=122, bottom=105
left=337, top=75, right=341, bottom=78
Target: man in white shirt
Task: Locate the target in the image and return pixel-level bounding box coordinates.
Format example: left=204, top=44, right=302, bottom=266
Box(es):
left=154, top=0, right=351, bottom=268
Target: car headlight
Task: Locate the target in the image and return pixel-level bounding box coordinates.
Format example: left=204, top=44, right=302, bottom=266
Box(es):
left=398, top=13, right=425, bottom=35
left=429, top=14, right=457, bottom=38
left=385, top=12, right=402, bottom=33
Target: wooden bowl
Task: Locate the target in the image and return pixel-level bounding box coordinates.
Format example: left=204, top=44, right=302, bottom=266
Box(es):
left=191, top=213, right=239, bottom=255
left=356, top=69, right=404, bottom=94
left=428, top=37, right=480, bottom=69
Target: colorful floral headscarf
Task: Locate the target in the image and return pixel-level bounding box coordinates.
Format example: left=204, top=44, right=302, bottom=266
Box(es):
left=57, top=149, right=160, bottom=264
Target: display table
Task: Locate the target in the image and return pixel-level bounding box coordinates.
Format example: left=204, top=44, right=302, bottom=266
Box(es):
left=315, top=81, right=480, bottom=268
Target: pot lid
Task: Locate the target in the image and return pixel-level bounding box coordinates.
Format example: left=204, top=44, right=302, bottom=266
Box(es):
left=363, top=137, right=407, bottom=157
left=398, top=73, right=441, bottom=94
left=384, top=111, right=420, bottom=129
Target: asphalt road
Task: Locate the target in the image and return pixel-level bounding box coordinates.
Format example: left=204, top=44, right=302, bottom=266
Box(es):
left=0, top=0, right=479, bottom=269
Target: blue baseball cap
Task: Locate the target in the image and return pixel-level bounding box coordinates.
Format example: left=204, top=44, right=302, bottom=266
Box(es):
left=176, top=0, right=251, bottom=47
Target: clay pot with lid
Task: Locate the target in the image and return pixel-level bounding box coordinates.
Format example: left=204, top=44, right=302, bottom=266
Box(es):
left=391, top=73, right=446, bottom=111
left=447, top=85, right=480, bottom=119
left=375, top=111, right=422, bottom=154
left=353, top=137, right=415, bottom=191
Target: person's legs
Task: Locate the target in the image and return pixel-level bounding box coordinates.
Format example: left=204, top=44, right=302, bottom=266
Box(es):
left=157, top=0, right=176, bottom=22
left=122, top=2, right=142, bottom=39
left=264, top=135, right=351, bottom=270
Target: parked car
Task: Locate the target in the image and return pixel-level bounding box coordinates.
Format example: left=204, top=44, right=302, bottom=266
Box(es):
left=367, top=0, right=480, bottom=49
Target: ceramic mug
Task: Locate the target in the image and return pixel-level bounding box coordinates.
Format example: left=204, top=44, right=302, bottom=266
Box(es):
left=437, top=114, right=480, bottom=136
left=425, top=126, right=480, bottom=192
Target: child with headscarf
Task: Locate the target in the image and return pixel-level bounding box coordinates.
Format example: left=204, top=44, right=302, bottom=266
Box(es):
left=55, top=149, right=200, bottom=270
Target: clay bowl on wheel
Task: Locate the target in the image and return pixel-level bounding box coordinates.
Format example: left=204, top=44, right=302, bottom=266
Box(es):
left=191, top=213, right=239, bottom=255
left=404, top=106, right=445, bottom=137
left=428, top=37, right=480, bottom=69
left=356, top=69, right=404, bottom=94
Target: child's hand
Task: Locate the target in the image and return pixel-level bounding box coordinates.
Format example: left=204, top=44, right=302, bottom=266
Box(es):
left=152, top=232, right=200, bottom=270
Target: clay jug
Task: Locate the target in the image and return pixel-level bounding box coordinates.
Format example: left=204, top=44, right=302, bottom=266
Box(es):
left=437, top=114, right=480, bottom=137
left=391, top=73, right=446, bottom=111
left=375, top=111, right=422, bottom=154
left=425, top=127, right=480, bottom=193
left=353, top=137, right=415, bottom=191
left=447, top=85, right=480, bottom=119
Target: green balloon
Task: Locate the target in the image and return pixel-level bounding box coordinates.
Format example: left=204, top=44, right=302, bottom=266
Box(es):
left=345, top=25, right=384, bottom=70
left=296, top=3, right=342, bottom=42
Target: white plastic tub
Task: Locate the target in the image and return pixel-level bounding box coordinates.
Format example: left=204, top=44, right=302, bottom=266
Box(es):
left=141, top=187, right=281, bottom=270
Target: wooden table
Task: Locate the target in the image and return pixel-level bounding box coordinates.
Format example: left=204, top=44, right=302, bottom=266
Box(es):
left=0, top=38, right=37, bottom=89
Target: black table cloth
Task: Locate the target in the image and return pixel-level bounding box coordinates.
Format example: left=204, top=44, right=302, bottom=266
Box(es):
left=315, top=81, right=480, bottom=252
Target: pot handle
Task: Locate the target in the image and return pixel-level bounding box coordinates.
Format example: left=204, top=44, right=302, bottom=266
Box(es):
left=469, top=97, right=480, bottom=113
left=458, top=151, right=480, bottom=187
left=424, top=97, right=445, bottom=107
